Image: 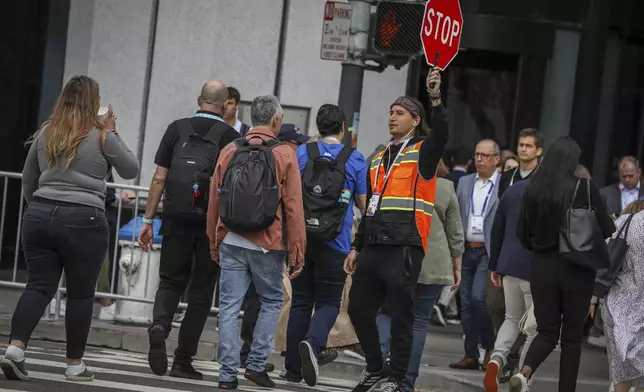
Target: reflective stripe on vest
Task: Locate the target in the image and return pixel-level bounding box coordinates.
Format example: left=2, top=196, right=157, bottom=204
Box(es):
left=369, top=140, right=437, bottom=251
left=379, top=196, right=434, bottom=216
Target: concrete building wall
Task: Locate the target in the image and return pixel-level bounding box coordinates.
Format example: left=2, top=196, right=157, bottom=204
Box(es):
left=63, top=0, right=410, bottom=185
left=64, top=0, right=155, bottom=183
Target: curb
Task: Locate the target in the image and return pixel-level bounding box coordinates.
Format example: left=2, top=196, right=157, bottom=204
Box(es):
left=0, top=315, right=481, bottom=392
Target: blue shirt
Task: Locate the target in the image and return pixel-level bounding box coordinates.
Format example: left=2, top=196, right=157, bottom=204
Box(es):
left=297, top=141, right=368, bottom=255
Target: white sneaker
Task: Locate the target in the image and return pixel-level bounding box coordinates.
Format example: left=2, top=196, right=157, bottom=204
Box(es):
left=49, top=298, right=66, bottom=316
left=98, top=303, right=116, bottom=321
left=509, top=373, right=529, bottom=392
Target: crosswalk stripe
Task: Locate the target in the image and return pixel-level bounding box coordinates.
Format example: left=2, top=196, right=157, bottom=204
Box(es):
left=1, top=348, right=356, bottom=391
left=23, top=358, right=351, bottom=392
left=27, top=371, right=203, bottom=392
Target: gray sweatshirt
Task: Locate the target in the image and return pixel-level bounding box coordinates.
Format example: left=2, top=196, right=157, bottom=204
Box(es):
left=22, top=128, right=139, bottom=210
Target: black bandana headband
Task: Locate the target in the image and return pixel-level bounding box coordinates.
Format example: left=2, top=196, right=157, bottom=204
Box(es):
left=391, top=96, right=421, bottom=118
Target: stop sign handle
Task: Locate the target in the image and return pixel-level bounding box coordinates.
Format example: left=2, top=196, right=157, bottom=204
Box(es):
left=428, top=51, right=440, bottom=90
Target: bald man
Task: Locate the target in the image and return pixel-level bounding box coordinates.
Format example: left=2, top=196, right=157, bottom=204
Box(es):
left=600, top=156, right=644, bottom=216
left=139, top=81, right=239, bottom=380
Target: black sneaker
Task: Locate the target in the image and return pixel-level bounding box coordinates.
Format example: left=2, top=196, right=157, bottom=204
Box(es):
left=169, top=361, right=203, bottom=380
left=351, top=368, right=388, bottom=392
left=278, top=370, right=302, bottom=383
left=0, top=357, right=29, bottom=381
left=244, top=369, right=275, bottom=388
left=299, top=341, right=319, bottom=387
left=218, top=378, right=239, bottom=390
left=65, top=366, right=94, bottom=382
left=148, top=325, right=168, bottom=376
left=318, top=351, right=338, bottom=366
left=380, top=380, right=402, bottom=392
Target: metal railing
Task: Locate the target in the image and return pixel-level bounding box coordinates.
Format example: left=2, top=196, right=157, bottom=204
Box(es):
left=0, top=170, right=222, bottom=322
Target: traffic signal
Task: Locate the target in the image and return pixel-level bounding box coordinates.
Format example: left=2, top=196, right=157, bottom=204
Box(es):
left=373, top=1, right=425, bottom=56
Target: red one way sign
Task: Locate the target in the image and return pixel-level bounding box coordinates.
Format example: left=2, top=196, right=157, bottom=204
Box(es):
left=420, top=0, right=464, bottom=70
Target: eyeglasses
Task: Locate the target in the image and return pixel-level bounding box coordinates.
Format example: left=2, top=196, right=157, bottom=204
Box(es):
left=474, top=152, right=499, bottom=159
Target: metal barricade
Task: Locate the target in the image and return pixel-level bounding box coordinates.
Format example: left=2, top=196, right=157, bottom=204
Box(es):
left=0, top=170, right=223, bottom=323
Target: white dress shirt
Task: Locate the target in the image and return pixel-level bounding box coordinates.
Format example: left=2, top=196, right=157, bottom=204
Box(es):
left=466, top=171, right=499, bottom=242
left=620, top=183, right=640, bottom=211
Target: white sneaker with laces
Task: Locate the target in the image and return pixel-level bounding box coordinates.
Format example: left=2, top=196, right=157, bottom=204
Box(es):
left=98, top=303, right=116, bottom=321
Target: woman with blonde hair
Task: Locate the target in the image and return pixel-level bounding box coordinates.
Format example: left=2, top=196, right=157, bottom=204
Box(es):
left=0, top=75, right=139, bottom=382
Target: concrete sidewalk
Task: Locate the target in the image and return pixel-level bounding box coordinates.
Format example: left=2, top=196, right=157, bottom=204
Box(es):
left=0, top=286, right=611, bottom=392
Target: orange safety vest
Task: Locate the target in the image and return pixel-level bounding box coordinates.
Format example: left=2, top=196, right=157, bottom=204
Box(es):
left=366, top=140, right=437, bottom=252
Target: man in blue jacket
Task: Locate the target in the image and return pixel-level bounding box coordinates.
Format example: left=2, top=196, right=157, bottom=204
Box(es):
left=483, top=180, right=535, bottom=392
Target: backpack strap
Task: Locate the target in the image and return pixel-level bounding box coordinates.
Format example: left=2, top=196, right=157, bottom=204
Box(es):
left=335, top=146, right=354, bottom=168
left=176, top=118, right=195, bottom=139
left=306, top=142, right=321, bottom=160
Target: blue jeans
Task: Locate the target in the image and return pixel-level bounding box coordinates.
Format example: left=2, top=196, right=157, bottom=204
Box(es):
left=285, top=244, right=347, bottom=376
left=460, top=247, right=495, bottom=358
left=377, top=284, right=444, bottom=392
left=217, top=243, right=285, bottom=382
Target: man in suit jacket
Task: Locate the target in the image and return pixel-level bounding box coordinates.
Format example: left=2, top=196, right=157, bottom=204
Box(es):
left=450, top=139, right=499, bottom=371
left=600, top=156, right=643, bottom=216
left=448, top=147, right=472, bottom=190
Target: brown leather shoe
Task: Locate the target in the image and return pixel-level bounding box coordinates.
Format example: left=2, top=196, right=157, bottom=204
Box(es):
left=449, top=357, right=480, bottom=370
left=481, top=349, right=493, bottom=371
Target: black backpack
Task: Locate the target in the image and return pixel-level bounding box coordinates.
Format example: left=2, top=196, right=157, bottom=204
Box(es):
left=218, top=136, right=282, bottom=233
left=163, top=119, right=223, bottom=221
left=302, top=143, right=353, bottom=242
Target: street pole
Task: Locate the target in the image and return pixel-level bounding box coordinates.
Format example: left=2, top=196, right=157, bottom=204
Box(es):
left=339, top=0, right=371, bottom=146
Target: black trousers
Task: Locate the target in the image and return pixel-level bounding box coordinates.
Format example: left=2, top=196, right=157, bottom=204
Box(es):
left=11, top=199, right=108, bottom=359
left=151, top=233, right=219, bottom=363
left=348, top=244, right=424, bottom=382
left=523, top=253, right=595, bottom=392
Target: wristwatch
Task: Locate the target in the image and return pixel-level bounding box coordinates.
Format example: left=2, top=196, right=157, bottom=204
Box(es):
left=142, top=217, right=154, bottom=225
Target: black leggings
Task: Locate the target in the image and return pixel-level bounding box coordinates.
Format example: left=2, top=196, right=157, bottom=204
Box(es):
left=10, top=199, right=109, bottom=359
left=523, top=253, right=595, bottom=392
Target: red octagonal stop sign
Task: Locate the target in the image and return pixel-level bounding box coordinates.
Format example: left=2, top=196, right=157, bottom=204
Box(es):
left=420, top=0, right=463, bottom=71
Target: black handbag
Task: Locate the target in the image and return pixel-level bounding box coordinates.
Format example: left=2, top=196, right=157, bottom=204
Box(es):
left=594, top=213, right=634, bottom=298
left=559, top=178, right=610, bottom=270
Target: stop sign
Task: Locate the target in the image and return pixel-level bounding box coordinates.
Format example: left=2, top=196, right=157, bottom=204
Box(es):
left=420, top=0, right=463, bottom=71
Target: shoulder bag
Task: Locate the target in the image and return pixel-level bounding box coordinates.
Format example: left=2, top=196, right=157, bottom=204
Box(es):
left=594, top=213, right=635, bottom=298
left=559, top=178, right=610, bottom=270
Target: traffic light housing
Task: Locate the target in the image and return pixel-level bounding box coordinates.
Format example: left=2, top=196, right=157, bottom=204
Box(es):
left=373, top=1, right=425, bottom=56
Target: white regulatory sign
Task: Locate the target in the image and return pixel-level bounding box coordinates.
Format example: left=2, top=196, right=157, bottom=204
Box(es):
left=320, top=1, right=352, bottom=61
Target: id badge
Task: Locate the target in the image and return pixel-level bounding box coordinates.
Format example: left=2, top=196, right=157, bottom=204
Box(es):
left=470, top=216, right=484, bottom=234
left=366, top=194, right=381, bottom=217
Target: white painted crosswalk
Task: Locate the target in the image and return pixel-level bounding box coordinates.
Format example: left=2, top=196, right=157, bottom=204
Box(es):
left=0, top=345, right=357, bottom=392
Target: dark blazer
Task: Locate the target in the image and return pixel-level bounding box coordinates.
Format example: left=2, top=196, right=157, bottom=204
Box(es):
left=448, top=168, right=467, bottom=190
left=489, top=180, right=531, bottom=281
left=600, top=183, right=644, bottom=216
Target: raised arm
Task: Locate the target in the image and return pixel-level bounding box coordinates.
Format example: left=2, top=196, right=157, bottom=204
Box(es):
left=104, top=131, right=139, bottom=180
left=419, top=69, right=449, bottom=180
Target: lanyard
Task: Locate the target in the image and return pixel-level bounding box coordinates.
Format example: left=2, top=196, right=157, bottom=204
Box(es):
left=509, top=167, right=519, bottom=186
left=193, top=112, right=223, bottom=122
left=471, top=179, right=495, bottom=216
left=373, top=138, right=412, bottom=194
